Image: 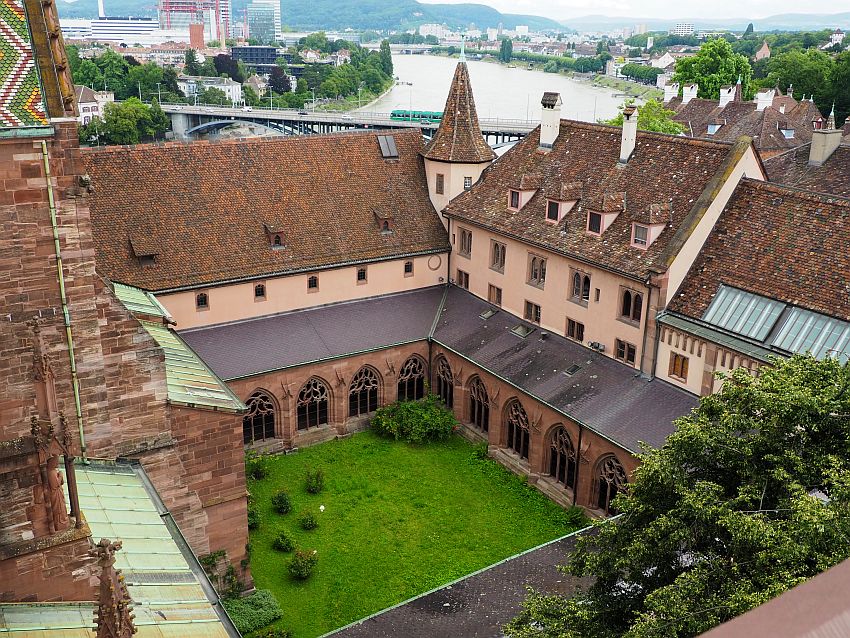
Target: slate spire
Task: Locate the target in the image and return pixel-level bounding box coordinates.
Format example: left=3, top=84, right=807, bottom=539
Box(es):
left=422, top=61, right=496, bottom=164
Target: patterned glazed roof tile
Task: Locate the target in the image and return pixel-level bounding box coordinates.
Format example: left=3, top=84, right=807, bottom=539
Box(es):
left=84, top=128, right=449, bottom=291
left=422, top=62, right=496, bottom=164
left=443, top=120, right=740, bottom=280
left=667, top=179, right=850, bottom=322
left=0, top=0, right=48, bottom=127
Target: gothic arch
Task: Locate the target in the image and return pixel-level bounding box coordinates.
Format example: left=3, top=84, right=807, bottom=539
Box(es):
left=545, top=424, right=577, bottom=490
left=397, top=355, right=427, bottom=402
left=296, top=376, right=332, bottom=430
left=594, top=454, right=627, bottom=515
left=434, top=356, right=454, bottom=408
left=243, top=389, right=278, bottom=444
left=466, top=375, right=490, bottom=432
left=348, top=365, right=381, bottom=418
left=503, top=398, right=530, bottom=461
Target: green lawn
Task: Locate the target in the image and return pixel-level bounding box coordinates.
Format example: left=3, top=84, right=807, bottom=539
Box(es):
left=247, top=432, right=582, bottom=637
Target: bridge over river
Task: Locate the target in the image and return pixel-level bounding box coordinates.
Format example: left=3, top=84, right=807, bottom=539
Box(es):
left=162, top=103, right=537, bottom=144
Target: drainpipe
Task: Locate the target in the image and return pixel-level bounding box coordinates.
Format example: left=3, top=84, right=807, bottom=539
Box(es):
left=572, top=423, right=583, bottom=507
left=41, top=140, right=87, bottom=462
left=639, top=281, right=654, bottom=376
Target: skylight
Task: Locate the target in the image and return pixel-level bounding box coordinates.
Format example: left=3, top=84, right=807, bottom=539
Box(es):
left=771, top=308, right=850, bottom=361
left=510, top=325, right=535, bottom=338
left=702, top=286, right=784, bottom=341
left=377, top=135, right=398, bottom=158
left=480, top=309, right=497, bottom=320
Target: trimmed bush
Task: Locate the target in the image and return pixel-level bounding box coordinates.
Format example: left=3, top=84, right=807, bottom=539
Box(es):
left=221, top=589, right=283, bottom=635
left=298, top=509, right=318, bottom=530
left=247, top=503, right=260, bottom=530
left=271, top=490, right=292, bottom=514
left=253, top=629, right=292, bottom=638
left=289, top=549, right=318, bottom=579
left=245, top=451, right=271, bottom=480
left=304, top=467, right=325, bottom=494
left=371, top=394, right=458, bottom=443
left=272, top=531, right=294, bottom=552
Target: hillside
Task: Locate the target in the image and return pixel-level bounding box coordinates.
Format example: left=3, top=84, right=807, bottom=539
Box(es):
left=56, top=0, right=562, bottom=31
left=564, top=11, right=850, bottom=32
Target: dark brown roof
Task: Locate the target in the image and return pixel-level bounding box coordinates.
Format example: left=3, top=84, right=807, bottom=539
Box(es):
left=74, top=84, right=98, bottom=104
left=764, top=143, right=850, bottom=198
left=422, top=62, right=496, bottom=164
left=701, top=558, right=850, bottom=638
left=443, top=120, right=742, bottom=280
left=667, top=179, right=850, bottom=322
left=84, top=129, right=449, bottom=291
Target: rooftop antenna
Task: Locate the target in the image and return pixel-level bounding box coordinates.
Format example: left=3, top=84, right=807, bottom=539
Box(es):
left=460, top=33, right=466, bottom=62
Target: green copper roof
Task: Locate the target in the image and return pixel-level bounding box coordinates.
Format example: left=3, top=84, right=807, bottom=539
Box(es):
left=141, top=320, right=245, bottom=413
left=113, top=282, right=172, bottom=319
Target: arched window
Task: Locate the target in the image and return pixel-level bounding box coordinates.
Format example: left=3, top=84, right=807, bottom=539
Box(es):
left=397, top=356, right=425, bottom=401
left=596, top=456, right=627, bottom=515
left=382, top=220, right=390, bottom=232
left=549, top=427, right=576, bottom=489
left=273, top=234, right=282, bottom=246
left=349, top=367, right=379, bottom=417
left=468, top=377, right=489, bottom=432
left=243, top=391, right=276, bottom=444
left=505, top=399, right=530, bottom=460
left=254, top=283, right=266, bottom=299
left=572, top=272, right=581, bottom=298
left=621, top=290, right=643, bottom=322
left=621, top=290, right=632, bottom=318
left=582, top=275, right=591, bottom=301
left=296, top=378, right=329, bottom=430
left=435, top=357, right=454, bottom=408
left=196, top=292, right=208, bottom=309
left=632, top=293, right=643, bottom=322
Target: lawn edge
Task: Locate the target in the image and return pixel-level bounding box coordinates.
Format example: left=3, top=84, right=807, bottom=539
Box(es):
left=317, top=522, right=596, bottom=637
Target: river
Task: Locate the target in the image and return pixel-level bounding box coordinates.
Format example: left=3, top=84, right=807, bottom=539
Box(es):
left=359, top=54, right=628, bottom=123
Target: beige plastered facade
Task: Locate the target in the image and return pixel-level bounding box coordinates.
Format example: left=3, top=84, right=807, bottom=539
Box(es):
left=424, top=157, right=490, bottom=217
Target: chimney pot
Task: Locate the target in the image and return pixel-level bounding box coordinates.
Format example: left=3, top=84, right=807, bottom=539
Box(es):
left=663, top=82, right=680, bottom=103
left=619, top=105, right=638, bottom=163
left=682, top=84, right=698, bottom=104
left=539, top=92, right=562, bottom=151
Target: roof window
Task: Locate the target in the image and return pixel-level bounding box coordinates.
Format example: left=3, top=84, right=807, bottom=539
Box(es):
left=480, top=308, right=497, bottom=320
left=563, top=364, right=582, bottom=376
left=377, top=135, right=398, bottom=158
left=511, top=324, right=535, bottom=338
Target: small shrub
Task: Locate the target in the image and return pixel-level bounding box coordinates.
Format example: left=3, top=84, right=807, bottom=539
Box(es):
left=272, top=531, right=294, bottom=552
left=298, top=509, right=318, bottom=530
left=289, top=549, right=318, bottom=579
left=245, top=451, right=271, bottom=480
left=253, top=629, right=292, bottom=638
left=222, top=589, right=283, bottom=635
left=304, top=467, right=325, bottom=494
left=247, top=503, right=260, bottom=530
left=564, top=505, right=591, bottom=528
left=371, top=394, right=458, bottom=443
left=271, top=490, right=292, bottom=514
left=471, top=442, right=489, bottom=460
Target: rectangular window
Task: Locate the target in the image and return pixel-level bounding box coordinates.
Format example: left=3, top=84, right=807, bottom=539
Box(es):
left=254, top=283, right=266, bottom=300
left=524, top=300, right=541, bottom=324
left=567, top=318, right=585, bottom=342
left=490, top=240, right=506, bottom=272
left=615, top=339, right=637, bottom=365
left=307, top=275, right=319, bottom=291
left=458, top=228, right=472, bottom=257
left=463, top=176, right=473, bottom=190
left=436, top=173, right=445, bottom=195
left=632, top=223, right=649, bottom=248
left=509, top=189, right=520, bottom=209
left=195, top=292, right=209, bottom=309
left=456, top=269, right=469, bottom=289
left=587, top=211, right=602, bottom=235
left=527, top=253, right=547, bottom=289
left=546, top=200, right=560, bottom=222
left=488, top=284, right=502, bottom=306
left=669, top=352, right=689, bottom=381
left=404, top=260, right=414, bottom=277
left=356, top=267, right=367, bottom=283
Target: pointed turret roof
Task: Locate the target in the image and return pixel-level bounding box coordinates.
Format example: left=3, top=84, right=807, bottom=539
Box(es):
left=422, top=62, right=496, bottom=164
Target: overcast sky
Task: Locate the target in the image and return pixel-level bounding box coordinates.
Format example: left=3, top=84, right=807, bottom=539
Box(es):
left=418, top=0, right=848, bottom=21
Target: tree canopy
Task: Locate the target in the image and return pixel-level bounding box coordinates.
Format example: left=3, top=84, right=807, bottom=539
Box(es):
left=79, top=98, right=169, bottom=146
left=672, top=38, right=753, bottom=100
left=603, top=99, right=684, bottom=135
left=505, top=355, right=850, bottom=638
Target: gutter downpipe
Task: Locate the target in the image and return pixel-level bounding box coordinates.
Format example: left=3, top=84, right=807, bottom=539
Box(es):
left=572, top=423, right=583, bottom=506
left=41, top=140, right=87, bottom=462
left=640, top=280, right=654, bottom=377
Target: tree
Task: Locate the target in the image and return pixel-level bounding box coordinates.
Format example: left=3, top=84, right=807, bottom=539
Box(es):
left=379, top=39, right=393, bottom=76
left=672, top=38, right=753, bottom=100
left=214, top=54, right=244, bottom=82
left=196, top=86, right=229, bottom=105
left=242, top=85, right=261, bottom=107
left=80, top=98, right=166, bottom=146
left=184, top=49, right=202, bottom=76
left=762, top=49, right=834, bottom=114
left=146, top=98, right=170, bottom=138
left=269, top=67, right=292, bottom=94
left=75, top=59, right=103, bottom=89
left=744, top=22, right=754, bottom=36
left=499, top=38, right=513, bottom=63
left=831, top=51, right=850, bottom=127
left=604, top=99, right=684, bottom=134
left=505, top=354, right=850, bottom=638
left=93, top=49, right=130, bottom=95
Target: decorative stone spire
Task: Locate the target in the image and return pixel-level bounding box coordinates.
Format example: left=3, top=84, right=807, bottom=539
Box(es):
left=422, top=61, right=496, bottom=164
left=827, top=103, right=836, bottom=130
left=460, top=33, right=466, bottom=62
left=92, top=539, right=136, bottom=638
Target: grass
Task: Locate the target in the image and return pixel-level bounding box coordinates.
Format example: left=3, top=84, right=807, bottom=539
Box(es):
left=592, top=75, right=664, bottom=100
left=247, top=432, right=583, bottom=637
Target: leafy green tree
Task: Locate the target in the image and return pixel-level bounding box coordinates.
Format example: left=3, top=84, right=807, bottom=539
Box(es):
left=672, top=38, right=753, bottom=100
left=303, top=31, right=329, bottom=52
left=762, top=49, right=834, bottom=114
left=499, top=38, right=513, bottom=63
left=831, top=51, right=850, bottom=126
left=269, top=67, right=291, bottom=94
left=744, top=22, right=754, bottom=36
left=196, top=86, right=229, bottom=105
left=74, top=59, right=103, bottom=89
left=93, top=50, right=130, bottom=95
left=126, top=62, right=164, bottom=101
left=379, top=39, right=393, bottom=76
left=146, top=98, right=170, bottom=138
left=242, top=85, right=261, bottom=107
left=505, top=355, right=850, bottom=638
left=213, top=54, right=244, bottom=82
left=184, top=49, right=202, bottom=76
left=604, top=99, right=684, bottom=134
left=66, top=44, right=81, bottom=76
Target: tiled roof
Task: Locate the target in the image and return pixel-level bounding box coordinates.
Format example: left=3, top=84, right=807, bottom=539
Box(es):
left=764, top=143, right=850, bottom=198
left=74, top=84, right=97, bottom=104
left=84, top=128, right=449, bottom=291
left=443, top=120, right=742, bottom=280
left=0, top=0, right=49, bottom=127
left=667, top=179, right=850, bottom=322
left=433, top=287, right=697, bottom=453
left=179, top=287, right=446, bottom=380
left=422, top=62, right=496, bottom=164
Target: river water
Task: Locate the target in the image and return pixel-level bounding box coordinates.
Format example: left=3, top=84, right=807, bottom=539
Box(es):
left=359, top=54, right=627, bottom=123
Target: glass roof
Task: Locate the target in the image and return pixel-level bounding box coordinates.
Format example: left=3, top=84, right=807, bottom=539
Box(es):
left=702, top=286, right=785, bottom=341
left=770, top=308, right=850, bottom=363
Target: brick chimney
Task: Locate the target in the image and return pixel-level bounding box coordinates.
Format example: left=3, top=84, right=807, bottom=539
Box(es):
left=539, top=92, right=562, bottom=151
left=619, top=105, right=638, bottom=163
left=663, top=82, right=680, bottom=103
left=682, top=84, right=698, bottom=104
left=809, top=107, right=843, bottom=166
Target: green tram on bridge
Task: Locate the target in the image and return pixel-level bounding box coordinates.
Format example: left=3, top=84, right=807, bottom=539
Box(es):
left=390, top=110, right=443, bottom=123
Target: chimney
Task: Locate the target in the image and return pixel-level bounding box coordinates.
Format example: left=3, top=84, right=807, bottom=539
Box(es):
left=719, top=85, right=735, bottom=108
left=682, top=84, right=698, bottom=104
left=756, top=88, right=774, bottom=112
left=809, top=106, right=842, bottom=166
left=539, top=92, right=562, bottom=151
left=663, top=82, right=680, bottom=103
left=98, top=0, right=105, bottom=17
left=619, top=105, right=638, bottom=163
left=779, top=103, right=786, bottom=114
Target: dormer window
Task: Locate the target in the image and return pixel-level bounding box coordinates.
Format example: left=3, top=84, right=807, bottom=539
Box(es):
left=273, top=234, right=282, bottom=247
left=381, top=220, right=391, bottom=234
left=706, top=123, right=721, bottom=135
left=509, top=190, right=520, bottom=209
left=587, top=211, right=602, bottom=235
left=631, top=223, right=649, bottom=248
left=780, top=127, right=795, bottom=139
left=546, top=200, right=560, bottom=222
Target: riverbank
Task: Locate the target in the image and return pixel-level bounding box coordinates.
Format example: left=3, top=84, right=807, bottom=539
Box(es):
left=318, top=79, right=395, bottom=112
left=590, top=75, right=663, bottom=100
